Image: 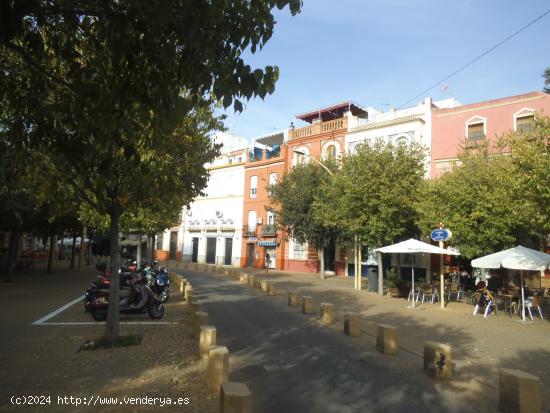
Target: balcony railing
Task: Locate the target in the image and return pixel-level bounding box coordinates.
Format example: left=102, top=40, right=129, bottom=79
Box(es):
left=289, top=118, right=347, bottom=140
left=261, top=224, right=278, bottom=236
left=242, top=225, right=257, bottom=236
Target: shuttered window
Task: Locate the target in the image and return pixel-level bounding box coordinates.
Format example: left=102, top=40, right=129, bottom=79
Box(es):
left=467, top=123, right=485, bottom=141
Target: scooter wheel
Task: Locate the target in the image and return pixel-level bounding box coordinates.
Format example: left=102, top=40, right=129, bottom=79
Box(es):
left=91, top=308, right=107, bottom=321
left=148, top=303, right=165, bottom=319
left=160, top=290, right=169, bottom=303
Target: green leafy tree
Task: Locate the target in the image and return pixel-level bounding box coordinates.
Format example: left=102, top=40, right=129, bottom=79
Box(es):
left=0, top=1, right=302, bottom=342
left=314, top=141, right=426, bottom=250
left=269, top=160, right=339, bottom=279
left=543, top=66, right=550, bottom=93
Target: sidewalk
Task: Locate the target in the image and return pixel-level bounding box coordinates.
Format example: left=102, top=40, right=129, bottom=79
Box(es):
left=181, top=264, right=550, bottom=411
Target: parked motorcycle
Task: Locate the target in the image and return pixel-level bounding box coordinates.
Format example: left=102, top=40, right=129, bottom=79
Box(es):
left=86, top=270, right=165, bottom=321
left=143, top=264, right=170, bottom=303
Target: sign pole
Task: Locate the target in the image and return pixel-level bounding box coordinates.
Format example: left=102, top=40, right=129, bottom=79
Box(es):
left=439, top=241, right=445, bottom=309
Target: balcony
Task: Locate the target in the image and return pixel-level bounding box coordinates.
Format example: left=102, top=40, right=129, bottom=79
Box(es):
left=289, top=118, right=347, bottom=140
left=261, top=224, right=278, bottom=236
left=243, top=225, right=257, bottom=236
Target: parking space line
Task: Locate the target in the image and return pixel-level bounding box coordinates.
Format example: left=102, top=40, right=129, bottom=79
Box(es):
left=32, top=295, right=85, bottom=325
left=33, top=321, right=177, bottom=325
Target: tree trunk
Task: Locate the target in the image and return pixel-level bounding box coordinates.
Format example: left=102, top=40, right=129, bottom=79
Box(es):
left=4, top=231, right=19, bottom=282
left=79, top=224, right=86, bottom=272
left=47, top=233, right=55, bottom=274
left=70, top=233, right=77, bottom=268
left=151, top=234, right=156, bottom=261
left=136, top=233, right=142, bottom=266
left=105, top=205, right=121, bottom=343
left=357, top=240, right=362, bottom=291
left=319, top=247, right=325, bottom=280
left=377, top=252, right=384, bottom=296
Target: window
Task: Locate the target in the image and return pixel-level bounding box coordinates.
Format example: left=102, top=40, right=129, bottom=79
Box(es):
left=250, top=175, right=257, bottom=198
left=268, top=172, right=277, bottom=195
left=465, top=116, right=486, bottom=141
left=247, top=210, right=257, bottom=233
left=516, top=115, right=535, bottom=133
left=467, top=122, right=485, bottom=140
left=292, top=147, right=309, bottom=166
left=290, top=239, right=307, bottom=260
left=267, top=210, right=275, bottom=226
left=156, top=233, right=163, bottom=250
left=325, top=144, right=337, bottom=159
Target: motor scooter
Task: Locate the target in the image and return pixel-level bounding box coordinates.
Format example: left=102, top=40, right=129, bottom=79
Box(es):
left=86, top=271, right=165, bottom=321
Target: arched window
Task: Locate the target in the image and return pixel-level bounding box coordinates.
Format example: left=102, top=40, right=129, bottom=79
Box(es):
left=292, top=146, right=310, bottom=166
left=321, top=141, right=340, bottom=161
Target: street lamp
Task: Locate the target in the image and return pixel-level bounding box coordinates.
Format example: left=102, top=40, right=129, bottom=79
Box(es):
left=293, top=150, right=334, bottom=176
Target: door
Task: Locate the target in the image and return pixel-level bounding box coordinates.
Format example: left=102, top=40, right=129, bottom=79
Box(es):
left=169, top=231, right=177, bottom=260
left=247, top=243, right=255, bottom=267
left=191, top=238, right=199, bottom=262
left=224, top=238, right=233, bottom=266
left=267, top=247, right=276, bottom=269
left=206, top=238, right=216, bottom=264
left=324, top=239, right=336, bottom=272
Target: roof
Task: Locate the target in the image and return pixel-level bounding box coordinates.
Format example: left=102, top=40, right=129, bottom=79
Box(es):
left=434, top=91, right=548, bottom=115
left=296, top=101, right=368, bottom=123
left=256, top=132, right=284, bottom=147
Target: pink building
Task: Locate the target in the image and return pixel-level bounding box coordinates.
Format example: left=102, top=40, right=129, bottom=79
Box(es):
left=431, top=91, right=550, bottom=178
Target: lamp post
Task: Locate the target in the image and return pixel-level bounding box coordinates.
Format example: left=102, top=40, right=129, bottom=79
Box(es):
left=292, top=150, right=361, bottom=290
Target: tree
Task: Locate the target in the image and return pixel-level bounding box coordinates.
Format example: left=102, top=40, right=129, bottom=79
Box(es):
left=0, top=1, right=302, bottom=342
left=543, top=66, right=550, bottom=93
left=415, top=121, right=548, bottom=259
left=314, top=141, right=426, bottom=250
left=269, top=160, right=339, bottom=279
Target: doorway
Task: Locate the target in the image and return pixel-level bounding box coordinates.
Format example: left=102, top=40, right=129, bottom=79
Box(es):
left=247, top=243, right=255, bottom=267
left=266, top=247, right=276, bottom=269
left=206, top=238, right=216, bottom=264
left=224, top=238, right=233, bottom=265
left=191, top=238, right=199, bottom=263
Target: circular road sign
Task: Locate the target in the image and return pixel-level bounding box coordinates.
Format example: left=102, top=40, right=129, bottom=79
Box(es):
left=431, top=228, right=450, bottom=242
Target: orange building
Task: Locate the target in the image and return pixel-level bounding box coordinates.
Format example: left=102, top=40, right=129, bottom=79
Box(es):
left=241, top=131, right=287, bottom=269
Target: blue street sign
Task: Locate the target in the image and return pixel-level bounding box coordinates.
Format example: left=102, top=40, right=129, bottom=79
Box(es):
left=431, top=228, right=450, bottom=242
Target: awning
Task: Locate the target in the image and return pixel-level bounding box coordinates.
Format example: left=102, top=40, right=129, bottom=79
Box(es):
left=258, top=240, right=277, bottom=247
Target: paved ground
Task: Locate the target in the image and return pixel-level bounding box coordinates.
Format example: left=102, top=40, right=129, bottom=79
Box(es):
left=176, top=266, right=550, bottom=413
left=0, top=262, right=216, bottom=413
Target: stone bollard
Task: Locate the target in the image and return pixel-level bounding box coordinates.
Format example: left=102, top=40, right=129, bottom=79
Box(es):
left=194, top=311, right=208, bottom=339
left=499, top=369, right=541, bottom=413
left=224, top=268, right=231, bottom=276
left=220, top=382, right=252, bottom=413
left=199, top=325, right=217, bottom=358
left=376, top=324, right=398, bottom=355
left=247, top=274, right=255, bottom=287
left=302, top=296, right=315, bottom=314
left=179, top=278, right=187, bottom=293
left=267, top=282, right=277, bottom=296
left=254, top=277, right=262, bottom=290
left=240, top=273, right=249, bottom=284
left=261, top=280, right=269, bottom=293
left=424, top=341, right=452, bottom=380
left=343, top=313, right=361, bottom=337
left=207, top=346, right=229, bottom=392
left=320, top=303, right=335, bottom=325
left=184, top=285, right=193, bottom=301
left=288, top=291, right=300, bottom=306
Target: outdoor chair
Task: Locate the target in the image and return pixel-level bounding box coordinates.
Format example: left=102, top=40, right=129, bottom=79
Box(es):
left=447, top=284, right=463, bottom=302
left=525, top=296, right=544, bottom=320
left=421, top=285, right=438, bottom=304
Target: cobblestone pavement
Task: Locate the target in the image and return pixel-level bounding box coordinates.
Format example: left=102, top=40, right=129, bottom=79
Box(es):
left=173, top=263, right=550, bottom=412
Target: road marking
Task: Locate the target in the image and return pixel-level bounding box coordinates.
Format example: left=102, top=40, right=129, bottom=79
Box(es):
left=32, top=295, right=85, bottom=325
left=33, top=321, right=177, bottom=325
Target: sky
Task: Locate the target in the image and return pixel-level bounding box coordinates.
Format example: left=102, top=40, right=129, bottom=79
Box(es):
left=221, top=0, right=550, bottom=140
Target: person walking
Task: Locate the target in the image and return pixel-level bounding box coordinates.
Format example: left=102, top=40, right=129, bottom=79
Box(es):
left=265, top=252, right=270, bottom=274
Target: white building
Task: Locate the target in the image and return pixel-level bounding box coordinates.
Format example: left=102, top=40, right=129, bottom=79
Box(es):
left=346, top=97, right=460, bottom=177
left=162, top=132, right=249, bottom=266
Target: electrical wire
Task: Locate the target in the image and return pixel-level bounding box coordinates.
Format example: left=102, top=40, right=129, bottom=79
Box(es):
left=398, top=8, right=550, bottom=109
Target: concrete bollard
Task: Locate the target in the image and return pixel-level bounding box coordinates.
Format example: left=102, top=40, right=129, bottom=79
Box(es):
left=199, top=325, right=217, bottom=358
left=267, top=282, right=277, bottom=296
left=207, top=346, right=229, bottom=392
left=254, top=277, right=262, bottom=290
left=194, top=311, right=208, bottom=339
left=499, top=369, right=541, bottom=413
left=424, top=341, right=452, bottom=379
left=247, top=274, right=255, bottom=287
left=343, top=313, right=361, bottom=337
left=240, top=273, right=249, bottom=284
left=261, top=280, right=269, bottom=293
left=179, top=278, right=187, bottom=293
left=224, top=268, right=231, bottom=276
left=220, top=382, right=252, bottom=413
left=288, top=291, right=300, bottom=306
left=302, top=296, right=315, bottom=314
left=376, top=324, right=398, bottom=355
left=184, top=285, right=193, bottom=301
left=320, top=303, right=335, bottom=325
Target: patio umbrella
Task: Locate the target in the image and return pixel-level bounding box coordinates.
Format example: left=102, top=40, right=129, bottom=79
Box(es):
left=375, top=239, right=459, bottom=309
left=471, top=245, right=550, bottom=321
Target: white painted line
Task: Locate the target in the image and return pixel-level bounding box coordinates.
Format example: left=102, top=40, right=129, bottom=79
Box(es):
left=33, top=321, right=176, bottom=325
left=32, top=295, right=85, bottom=325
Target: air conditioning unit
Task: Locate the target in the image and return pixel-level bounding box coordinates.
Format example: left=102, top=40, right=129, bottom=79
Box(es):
left=257, top=218, right=263, bottom=225
left=216, top=211, right=223, bottom=218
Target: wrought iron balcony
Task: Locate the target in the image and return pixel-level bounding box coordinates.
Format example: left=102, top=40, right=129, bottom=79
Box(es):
left=262, top=224, right=278, bottom=236
left=242, top=225, right=257, bottom=236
